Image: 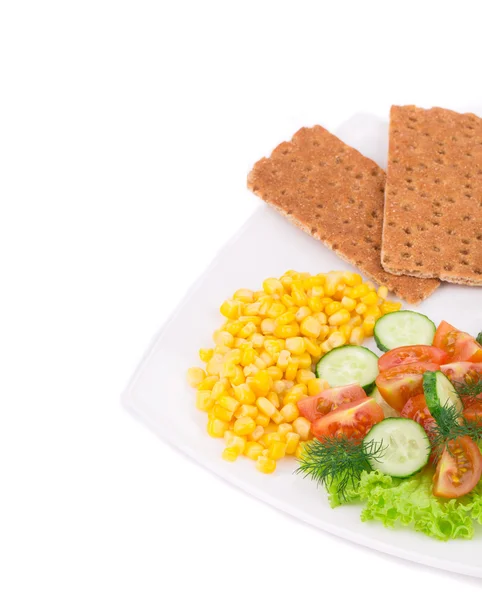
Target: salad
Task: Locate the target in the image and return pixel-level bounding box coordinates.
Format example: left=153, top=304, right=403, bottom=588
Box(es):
left=297, top=311, right=482, bottom=540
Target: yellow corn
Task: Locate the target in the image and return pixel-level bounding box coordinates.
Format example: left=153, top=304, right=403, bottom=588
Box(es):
left=364, top=305, right=381, bottom=319
left=297, top=353, right=312, bottom=369
left=234, top=288, right=254, bottom=303
left=300, top=315, right=322, bottom=338
left=261, top=318, right=276, bottom=335
left=286, top=432, right=300, bottom=454
left=256, top=397, right=278, bottom=419
left=280, top=403, right=300, bottom=422
left=277, top=349, right=291, bottom=370
left=267, top=391, right=280, bottom=409
left=218, top=395, right=239, bottom=412
left=273, top=380, right=287, bottom=395
left=274, top=323, right=300, bottom=338
left=196, top=390, right=214, bottom=411
left=240, top=345, right=256, bottom=367
left=342, top=272, right=363, bottom=286
left=295, top=306, right=312, bottom=322
left=244, top=441, right=264, bottom=460
left=249, top=333, right=265, bottom=348
left=296, top=369, right=315, bottom=385
left=308, top=296, right=323, bottom=313
left=324, top=272, right=342, bottom=296
left=258, top=297, right=273, bottom=316
left=229, top=364, right=245, bottom=386
left=226, top=434, right=246, bottom=454
left=206, top=355, right=224, bottom=376
left=267, top=365, right=283, bottom=381
left=293, top=417, right=312, bottom=440
left=220, top=362, right=237, bottom=379
left=213, top=404, right=234, bottom=422
left=197, top=375, right=219, bottom=391
left=210, top=380, right=227, bottom=400
left=361, top=291, right=379, bottom=306
left=207, top=418, right=229, bottom=438
left=307, top=378, right=327, bottom=396
left=381, top=301, right=402, bottom=315
left=213, top=330, right=234, bottom=348
left=234, top=404, right=258, bottom=419
left=242, top=302, right=261, bottom=317
left=324, top=301, right=342, bottom=316
left=268, top=441, right=287, bottom=460
left=234, top=416, right=256, bottom=436
left=377, top=286, right=389, bottom=300
left=291, top=282, right=308, bottom=306
left=263, top=278, right=284, bottom=295
left=249, top=426, right=265, bottom=442
left=304, top=337, right=322, bottom=358
left=283, top=383, right=307, bottom=404
left=256, top=455, right=276, bottom=474
left=281, top=293, right=296, bottom=308
left=280, top=275, right=293, bottom=290
left=220, top=299, right=242, bottom=319
left=285, top=337, right=306, bottom=355
left=351, top=283, right=370, bottom=299
left=233, top=383, right=256, bottom=405
left=284, top=361, right=298, bottom=382
left=247, top=371, right=272, bottom=396
left=278, top=423, right=293, bottom=436
left=362, top=316, right=376, bottom=337
left=349, top=326, right=365, bottom=345
left=222, top=447, right=240, bottom=461
left=349, top=315, right=362, bottom=328
left=328, top=309, right=351, bottom=326
left=224, top=321, right=243, bottom=336
left=199, top=348, right=214, bottom=363
left=266, top=302, right=286, bottom=319
left=237, top=322, right=257, bottom=339
left=341, top=296, right=357, bottom=311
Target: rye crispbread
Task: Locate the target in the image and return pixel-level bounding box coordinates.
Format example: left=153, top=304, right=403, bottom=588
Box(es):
left=382, top=105, right=482, bottom=285
left=247, top=125, right=439, bottom=304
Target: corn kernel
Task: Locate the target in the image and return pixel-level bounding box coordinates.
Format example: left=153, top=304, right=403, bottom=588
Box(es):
left=213, top=330, right=234, bottom=348
left=206, top=354, right=224, bottom=375
left=341, top=272, right=362, bottom=286
left=197, top=375, right=219, bottom=392
left=328, top=309, right=351, bottom=326
left=285, top=361, right=298, bottom=381
left=266, top=365, right=283, bottom=381
left=278, top=423, right=293, bottom=436
left=229, top=364, right=245, bottom=386
left=268, top=441, right=287, bottom=460
left=196, top=390, right=214, bottom=411
left=220, top=362, right=237, bottom=379
left=267, top=391, right=280, bottom=409
left=273, top=380, right=287, bottom=395
left=291, top=282, right=308, bottom=306
left=249, top=425, right=265, bottom=442
left=349, top=326, right=365, bottom=345
left=261, top=432, right=284, bottom=446
left=328, top=331, right=346, bottom=348
left=266, top=301, right=286, bottom=319
left=247, top=371, right=272, bottom=396
left=300, top=315, right=322, bottom=338
left=220, top=299, right=242, bottom=320
left=338, top=323, right=353, bottom=340
left=361, top=291, right=379, bottom=306
left=260, top=318, right=276, bottom=335
left=256, top=396, right=277, bottom=418
left=341, top=296, right=357, bottom=311
left=238, top=322, right=257, bottom=339
left=224, top=321, right=243, bottom=336
left=275, top=323, right=300, bottom=338
left=295, top=306, right=312, bottom=322
left=286, top=432, right=300, bottom=454
left=233, top=288, right=254, bottom=303
left=207, top=418, right=229, bottom=438
left=258, top=297, right=274, bottom=316
left=277, top=349, right=291, bottom=370
left=307, top=296, right=323, bottom=313
left=263, top=278, right=284, bottom=295
left=364, top=305, right=382, bottom=319
left=242, top=302, right=261, bottom=317
left=217, top=394, right=238, bottom=412
left=280, top=275, right=293, bottom=291
left=210, top=380, right=227, bottom=400
left=293, top=417, right=312, bottom=440
left=304, top=337, right=322, bottom=358
left=377, top=285, right=389, bottom=300
left=244, top=441, right=264, bottom=460
left=296, top=369, right=315, bottom=385
left=353, top=284, right=370, bottom=298
left=234, top=416, right=256, bottom=436
left=254, top=356, right=267, bottom=370
left=199, top=348, right=214, bottom=363
left=280, top=402, right=300, bottom=422
left=234, top=404, right=258, bottom=419
left=349, top=315, right=362, bottom=327
left=276, top=311, right=297, bottom=326
left=324, top=272, right=342, bottom=296
left=233, top=383, right=256, bottom=405
left=222, top=447, right=239, bottom=462
left=307, top=378, right=328, bottom=396
left=355, top=302, right=367, bottom=315
left=213, top=404, right=234, bottom=422
left=362, top=316, right=376, bottom=337
left=381, top=301, right=402, bottom=315
left=281, top=294, right=296, bottom=308
left=226, top=434, right=246, bottom=454
left=285, top=336, right=306, bottom=355
left=321, top=297, right=333, bottom=306
left=323, top=301, right=340, bottom=316
left=295, top=441, right=307, bottom=459
left=256, top=455, right=276, bottom=474
left=264, top=338, right=284, bottom=357
left=243, top=364, right=259, bottom=377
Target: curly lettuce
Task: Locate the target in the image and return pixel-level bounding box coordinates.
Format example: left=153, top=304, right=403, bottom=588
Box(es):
left=327, top=468, right=482, bottom=541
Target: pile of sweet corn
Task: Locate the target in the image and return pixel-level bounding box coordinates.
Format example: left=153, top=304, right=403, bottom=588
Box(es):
left=187, top=270, right=401, bottom=474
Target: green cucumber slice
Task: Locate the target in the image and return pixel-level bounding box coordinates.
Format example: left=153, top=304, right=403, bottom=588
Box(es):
left=423, top=370, right=463, bottom=421
left=315, top=345, right=379, bottom=394
left=374, top=310, right=436, bottom=352
left=363, top=417, right=430, bottom=478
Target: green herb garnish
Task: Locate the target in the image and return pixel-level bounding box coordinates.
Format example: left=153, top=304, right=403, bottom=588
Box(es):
left=453, top=376, right=482, bottom=405
left=476, top=331, right=482, bottom=346
left=430, top=403, right=482, bottom=459
left=295, top=436, right=385, bottom=500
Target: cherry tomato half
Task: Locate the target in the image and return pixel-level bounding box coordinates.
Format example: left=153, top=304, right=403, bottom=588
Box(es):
left=311, top=397, right=384, bottom=441
left=441, top=362, right=482, bottom=408
left=375, top=362, right=439, bottom=412
left=297, top=384, right=366, bottom=422
left=433, top=436, right=482, bottom=499
left=433, top=321, right=482, bottom=363
left=378, top=345, right=449, bottom=372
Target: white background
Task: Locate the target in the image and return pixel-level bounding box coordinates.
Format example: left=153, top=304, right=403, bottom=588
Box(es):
left=2, top=1, right=482, bottom=598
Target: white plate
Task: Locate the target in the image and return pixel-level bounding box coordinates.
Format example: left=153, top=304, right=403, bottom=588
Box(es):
left=122, top=114, right=482, bottom=578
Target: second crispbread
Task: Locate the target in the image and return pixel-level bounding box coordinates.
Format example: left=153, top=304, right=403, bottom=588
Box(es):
left=247, top=125, right=439, bottom=304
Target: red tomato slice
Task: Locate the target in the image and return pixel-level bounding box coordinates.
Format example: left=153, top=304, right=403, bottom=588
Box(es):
left=433, top=436, right=482, bottom=498
left=463, top=404, right=482, bottom=425
left=379, top=345, right=449, bottom=372
left=375, top=362, right=440, bottom=412
left=433, top=321, right=482, bottom=363
left=297, top=384, right=366, bottom=422
left=400, top=394, right=436, bottom=434
left=311, top=397, right=384, bottom=441
left=441, top=362, right=482, bottom=408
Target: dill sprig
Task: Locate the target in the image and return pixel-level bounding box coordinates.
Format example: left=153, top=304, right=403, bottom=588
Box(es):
left=295, top=436, right=385, bottom=500
left=453, top=377, right=482, bottom=405
left=476, top=331, right=482, bottom=346
left=430, top=403, right=482, bottom=460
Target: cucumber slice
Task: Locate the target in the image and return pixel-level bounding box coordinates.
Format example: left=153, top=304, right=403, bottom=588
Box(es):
left=374, top=310, right=436, bottom=352
left=315, top=345, right=379, bottom=394
left=363, top=418, right=430, bottom=478
left=423, top=370, right=463, bottom=421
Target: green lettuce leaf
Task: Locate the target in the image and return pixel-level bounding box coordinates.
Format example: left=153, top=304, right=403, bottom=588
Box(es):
left=327, top=468, right=482, bottom=541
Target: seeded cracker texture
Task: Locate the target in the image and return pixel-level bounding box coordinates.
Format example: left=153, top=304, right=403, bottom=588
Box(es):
left=382, top=105, right=482, bottom=285
left=247, top=125, right=439, bottom=304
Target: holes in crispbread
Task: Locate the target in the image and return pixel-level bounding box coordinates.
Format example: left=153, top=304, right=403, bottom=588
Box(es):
left=403, top=227, right=412, bottom=234
left=405, top=241, right=413, bottom=248
left=444, top=264, right=454, bottom=272
left=402, top=252, right=411, bottom=258
left=316, top=203, right=323, bottom=209
left=460, top=249, right=470, bottom=256
left=433, top=246, right=441, bottom=252
left=474, top=268, right=482, bottom=275
left=311, top=227, right=318, bottom=235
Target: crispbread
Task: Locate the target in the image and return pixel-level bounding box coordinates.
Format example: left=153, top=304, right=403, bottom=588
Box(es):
left=247, top=125, right=439, bottom=304
left=382, top=105, right=482, bottom=285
